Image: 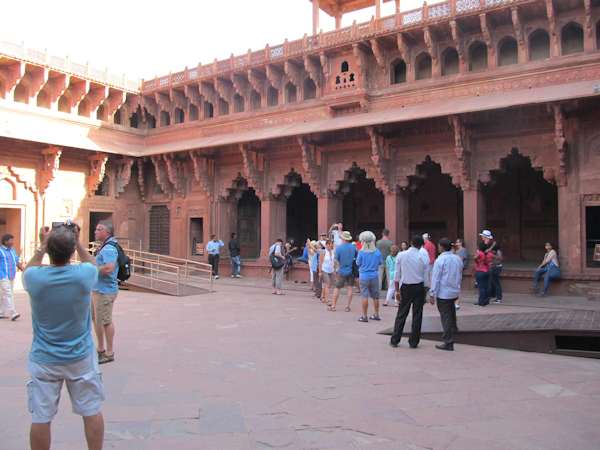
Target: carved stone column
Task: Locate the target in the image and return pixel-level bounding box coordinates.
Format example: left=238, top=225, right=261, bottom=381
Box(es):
left=463, top=187, right=486, bottom=252
left=317, top=194, right=342, bottom=237
left=384, top=190, right=409, bottom=244
left=260, top=196, right=286, bottom=258
left=215, top=198, right=237, bottom=245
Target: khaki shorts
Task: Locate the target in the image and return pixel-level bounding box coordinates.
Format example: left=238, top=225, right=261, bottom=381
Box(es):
left=27, top=352, right=104, bottom=423
left=93, top=292, right=117, bottom=326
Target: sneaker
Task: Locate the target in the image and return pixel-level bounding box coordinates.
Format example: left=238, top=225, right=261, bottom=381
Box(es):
left=99, top=353, right=115, bottom=365
left=235, top=275, right=242, bottom=278
left=214, top=275, right=220, bottom=280
left=11, top=313, right=20, bottom=321
left=369, top=314, right=381, bottom=321
left=455, top=304, right=461, bottom=310
left=358, top=316, right=368, bottom=323
left=231, top=275, right=236, bottom=278
left=0, top=314, right=6, bottom=319
left=493, top=299, right=501, bottom=304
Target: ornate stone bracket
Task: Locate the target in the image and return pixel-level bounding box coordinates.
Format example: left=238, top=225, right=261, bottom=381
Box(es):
left=479, top=14, right=495, bottom=59
left=87, top=152, right=108, bottom=196
left=297, top=136, right=322, bottom=197
left=215, top=77, right=234, bottom=103
left=450, top=21, right=465, bottom=66
left=266, top=65, right=284, bottom=90
left=189, top=151, right=215, bottom=199
left=150, top=155, right=172, bottom=196
left=545, top=0, right=559, bottom=55
left=551, top=104, right=568, bottom=186
left=248, top=69, right=266, bottom=96
left=449, top=115, right=472, bottom=189
left=304, top=55, right=322, bottom=88
left=319, top=53, right=329, bottom=80
left=163, top=154, right=185, bottom=197
left=136, top=158, right=146, bottom=201
left=366, top=127, right=393, bottom=194
left=115, top=157, right=135, bottom=197
left=424, top=27, right=439, bottom=69
left=370, top=39, right=385, bottom=70
left=284, top=60, right=304, bottom=89
left=511, top=7, right=526, bottom=57
left=38, top=146, right=62, bottom=195
left=239, top=144, right=264, bottom=198
left=352, top=43, right=368, bottom=85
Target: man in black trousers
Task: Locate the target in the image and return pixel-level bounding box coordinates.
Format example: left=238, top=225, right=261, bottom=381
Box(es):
left=428, top=238, right=463, bottom=351
left=390, top=235, right=430, bottom=348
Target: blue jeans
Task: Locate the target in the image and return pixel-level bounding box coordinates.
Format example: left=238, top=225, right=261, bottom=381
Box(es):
left=533, top=264, right=561, bottom=295
left=489, top=266, right=503, bottom=300
left=230, top=255, right=241, bottom=276
left=475, top=271, right=490, bottom=306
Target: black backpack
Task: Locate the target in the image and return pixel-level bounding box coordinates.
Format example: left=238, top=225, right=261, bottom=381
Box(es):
left=97, top=241, right=131, bottom=282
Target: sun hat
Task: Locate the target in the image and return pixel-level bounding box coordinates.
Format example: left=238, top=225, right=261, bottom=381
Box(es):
left=480, top=230, right=493, bottom=239
left=341, top=231, right=353, bottom=241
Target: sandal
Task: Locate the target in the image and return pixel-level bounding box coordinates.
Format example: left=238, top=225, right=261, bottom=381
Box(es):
left=344, top=306, right=351, bottom=312
left=327, top=305, right=336, bottom=311
left=99, top=353, right=115, bottom=365
left=97, top=350, right=106, bottom=359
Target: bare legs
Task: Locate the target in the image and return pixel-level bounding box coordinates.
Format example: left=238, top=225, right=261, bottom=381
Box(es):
left=332, top=286, right=354, bottom=311
left=31, top=414, right=103, bottom=450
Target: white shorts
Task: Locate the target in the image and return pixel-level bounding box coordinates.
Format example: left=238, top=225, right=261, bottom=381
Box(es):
left=27, top=352, right=105, bottom=423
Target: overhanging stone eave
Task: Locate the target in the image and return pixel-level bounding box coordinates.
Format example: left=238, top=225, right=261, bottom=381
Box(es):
left=0, top=99, right=145, bottom=156
left=139, top=78, right=600, bottom=156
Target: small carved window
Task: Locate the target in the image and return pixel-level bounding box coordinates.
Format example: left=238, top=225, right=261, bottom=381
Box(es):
left=391, top=59, right=407, bottom=83
left=341, top=61, right=349, bottom=72
left=468, top=41, right=488, bottom=72
left=303, top=78, right=317, bottom=100
left=441, top=48, right=459, bottom=76
left=529, top=29, right=550, bottom=61
left=349, top=73, right=355, bottom=82
left=335, top=75, right=341, bottom=85
left=267, top=87, right=278, bottom=107
left=204, top=102, right=214, bottom=118
left=415, top=52, right=433, bottom=80
left=498, top=37, right=518, bottom=66
left=173, top=107, right=185, bottom=124
left=561, top=22, right=584, bottom=55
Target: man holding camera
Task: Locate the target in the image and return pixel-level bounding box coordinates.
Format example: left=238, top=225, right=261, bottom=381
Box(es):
left=92, top=221, right=120, bottom=365
left=23, top=223, right=105, bottom=450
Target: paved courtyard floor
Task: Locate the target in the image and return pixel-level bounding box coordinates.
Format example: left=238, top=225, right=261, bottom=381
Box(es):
left=2, top=279, right=600, bottom=449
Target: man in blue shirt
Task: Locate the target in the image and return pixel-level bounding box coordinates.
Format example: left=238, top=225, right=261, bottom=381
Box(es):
left=0, top=233, right=24, bottom=321
left=23, top=223, right=105, bottom=450
left=206, top=235, right=225, bottom=279
left=93, top=221, right=120, bottom=365
left=331, top=231, right=357, bottom=312
left=356, top=231, right=383, bottom=323
left=429, top=237, right=463, bottom=351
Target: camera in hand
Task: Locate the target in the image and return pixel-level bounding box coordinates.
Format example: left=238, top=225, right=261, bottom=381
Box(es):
left=51, top=219, right=79, bottom=231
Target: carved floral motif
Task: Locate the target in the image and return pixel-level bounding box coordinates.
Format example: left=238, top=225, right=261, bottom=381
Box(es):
left=87, top=153, right=108, bottom=196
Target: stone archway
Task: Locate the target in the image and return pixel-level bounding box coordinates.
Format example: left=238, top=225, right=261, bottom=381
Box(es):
left=408, top=156, right=463, bottom=243
left=335, top=163, right=385, bottom=239
left=279, top=170, right=318, bottom=247
left=483, top=149, right=558, bottom=263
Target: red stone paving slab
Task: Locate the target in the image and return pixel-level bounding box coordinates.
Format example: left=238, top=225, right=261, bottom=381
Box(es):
left=2, top=280, right=600, bottom=449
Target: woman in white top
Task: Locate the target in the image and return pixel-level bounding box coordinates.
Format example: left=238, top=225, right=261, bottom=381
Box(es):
left=319, top=240, right=336, bottom=308
left=533, top=242, right=561, bottom=297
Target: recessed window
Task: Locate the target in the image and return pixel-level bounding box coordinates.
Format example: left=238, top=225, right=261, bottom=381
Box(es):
left=498, top=37, right=518, bottom=66
left=391, top=59, right=407, bottom=84
left=529, top=29, right=550, bottom=61
left=561, top=22, right=584, bottom=55
left=441, top=48, right=459, bottom=76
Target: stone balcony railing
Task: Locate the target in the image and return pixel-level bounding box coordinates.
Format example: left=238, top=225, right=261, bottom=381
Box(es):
left=0, top=40, right=140, bottom=92
left=142, top=0, right=520, bottom=92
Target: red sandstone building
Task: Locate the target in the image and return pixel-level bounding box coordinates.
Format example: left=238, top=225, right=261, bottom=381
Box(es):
left=1, top=0, right=600, bottom=290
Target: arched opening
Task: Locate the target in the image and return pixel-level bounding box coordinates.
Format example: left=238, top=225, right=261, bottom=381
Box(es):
left=441, top=48, right=459, bottom=76
left=173, top=107, right=184, bottom=124
left=469, top=41, right=488, bottom=72
left=391, top=59, right=407, bottom=84
left=145, top=112, right=156, bottom=128
left=189, top=104, right=199, bottom=121
left=285, top=82, right=297, bottom=103
left=415, top=52, right=432, bottom=80
left=94, top=175, right=110, bottom=196
left=340, top=164, right=385, bottom=239
left=341, top=61, right=349, bottom=73
left=529, top=29, right=550, bottom=61
left=498, top=37, right=518, bottom=66
left=218, top=98, right=229, bottom=115
left=408, top=157, right=462, bottom=242
left=561, top=22, right=584, bottom=55
left=267, top=86, right=278, bottom=107
left=113, top=109, right=122, bottom=125
left=204, top=101, right=214, bottom=118
left=284, top=172, right=317, bottom=246
left=250, top=90, right=261, bottom=110
left=129, top=111, right=139, bottom=128
left=237, top=188, right=261, bottom=259
left=233, top=94, right=244, bottom=113
left=303, top=78, right=317, bottom=100
left=159, top=110, right=170, bottom=127
left=484, top=149, right=558, bottom=263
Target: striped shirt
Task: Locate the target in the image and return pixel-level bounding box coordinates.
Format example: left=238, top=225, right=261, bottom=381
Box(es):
left=0, top=245, right=20, bottom=280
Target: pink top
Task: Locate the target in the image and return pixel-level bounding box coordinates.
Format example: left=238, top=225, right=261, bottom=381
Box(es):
left=424, top=240, right=436, bottom=265
left=474, top=250, right=493, bottom=273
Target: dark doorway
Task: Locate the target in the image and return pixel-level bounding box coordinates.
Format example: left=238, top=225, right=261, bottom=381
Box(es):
left=285, top=173, right=317, bottom=245
left=237, top=189, right=261, bottom=258
left=484, top=150, right=558, bottom=263
left=586, top=206, right=600, bottom=268
left=341, top=165, right=384, bottom=239
left=190, top=217, right=204, bottom=257
left=409, top=157, right=463, bottom=243
left=89, top=211, right=113, bottom=243
left=149, top=205, right=170, bottom=255
left=0, top=207, right=22, bottom=254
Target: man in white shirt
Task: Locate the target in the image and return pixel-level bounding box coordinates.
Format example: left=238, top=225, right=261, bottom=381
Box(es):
left=206, top=235, right=224, bottom=279
left=390, top=235, right=430, bottom=349
left=428, top=238, right=463, bottom=351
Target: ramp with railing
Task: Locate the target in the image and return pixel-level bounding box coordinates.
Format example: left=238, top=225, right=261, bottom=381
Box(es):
left=89, top=242, right=214, bottom=296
